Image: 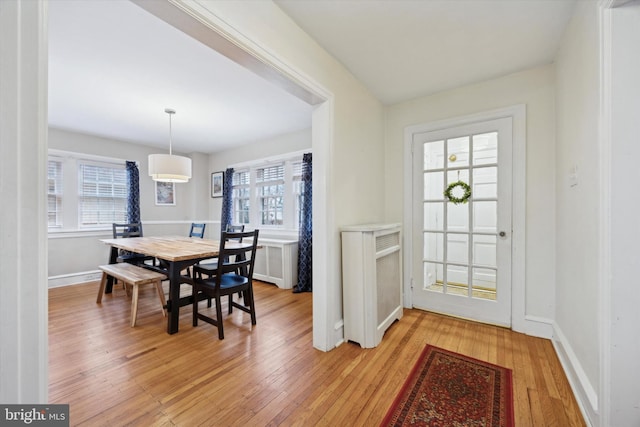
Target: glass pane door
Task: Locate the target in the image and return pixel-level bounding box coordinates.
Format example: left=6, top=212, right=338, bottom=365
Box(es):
left=412, top=117, right=512, bottom=326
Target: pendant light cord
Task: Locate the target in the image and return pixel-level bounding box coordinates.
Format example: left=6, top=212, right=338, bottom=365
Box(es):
left=166, top=108, right=175, bottom=156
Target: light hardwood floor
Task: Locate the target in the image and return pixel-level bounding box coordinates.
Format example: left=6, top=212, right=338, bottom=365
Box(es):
left=49, top=280, right=586, bottom=426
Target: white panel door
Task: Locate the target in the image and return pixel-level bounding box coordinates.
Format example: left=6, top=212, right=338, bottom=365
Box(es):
left=412, top=117, right=512, bottom=326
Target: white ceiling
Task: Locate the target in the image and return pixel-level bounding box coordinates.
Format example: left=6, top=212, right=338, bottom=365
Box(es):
left=276, top=0, right=577, bottom=105
left=49, top=0, right=576, bottom=154
left=48, top=0, right=313, bottom=154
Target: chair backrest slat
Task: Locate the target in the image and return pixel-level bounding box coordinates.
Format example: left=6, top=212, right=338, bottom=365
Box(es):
left=215, top=230, right=259, bottom=284
left=113, top=222, right=143, bottom=239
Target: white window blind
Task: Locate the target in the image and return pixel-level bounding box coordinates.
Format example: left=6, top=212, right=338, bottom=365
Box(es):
left=47, top=159, right=63, bottom=228
left=256, top=164, right=284, bottom=182
left=78, top=162, right=127, bottom=226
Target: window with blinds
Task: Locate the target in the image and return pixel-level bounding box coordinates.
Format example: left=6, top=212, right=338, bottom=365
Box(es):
left=78, top=162, right=127, bottom=226
left=232, top=170, right=250, bottom=225
left=47, top=159, right=63, bottom=228
left=229, top=153, right=309, bottom=230
left=257, top=164, right=284, bottom=226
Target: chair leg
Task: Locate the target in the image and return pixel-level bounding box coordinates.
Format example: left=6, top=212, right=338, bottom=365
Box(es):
left=247, top=284, right=257, bottom=325
left=154, top=280, right=167, bottom=317
left=196, top=271, right=213, bottom=308
left=130, top=284, right=139, bottom=327
left=96, top=272, right=107, bottom=303
left=215, top=295, right=224, bottom=340
left=242, top=290, right=249, bottom=306
left=228, top=294, right=233, bottom=314
left=192, top=288, right=199, bottom=327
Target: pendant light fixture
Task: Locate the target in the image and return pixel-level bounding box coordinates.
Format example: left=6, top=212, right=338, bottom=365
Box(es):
left=148, top=108, right=192, bottom=183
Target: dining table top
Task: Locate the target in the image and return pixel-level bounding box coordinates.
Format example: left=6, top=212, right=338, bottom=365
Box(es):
left=100, top=235, right=248, bottom=262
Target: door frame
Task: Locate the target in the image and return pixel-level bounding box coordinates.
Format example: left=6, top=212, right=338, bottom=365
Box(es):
left=403, top=105, right=527, bottom=332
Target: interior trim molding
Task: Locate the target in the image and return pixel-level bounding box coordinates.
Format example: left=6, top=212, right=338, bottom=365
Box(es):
left=597, top=2, right=613, bottom=426
left=133, top=0, right=326, bottom=105
left=522, top=315, right=553, bottom=339
left=48, top=271, right=102, bottom=288
left=552, top=323, right=597, bottom=426
left=47, top=220, right=221, bottom=239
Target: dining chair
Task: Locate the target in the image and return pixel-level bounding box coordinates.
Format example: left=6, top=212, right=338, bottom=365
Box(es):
left=112, top=222, right=156, bottom=266
left=226, top=224, right=245, bottom=233
left=184, top=222, right=206, bottom=278
left=193, top=224, right=247, bottom=306
left=192, top=229, right=259, bottom=339
left=193, top=224, right=245, bottom=278
left=189, top=222, right=206, bottom=238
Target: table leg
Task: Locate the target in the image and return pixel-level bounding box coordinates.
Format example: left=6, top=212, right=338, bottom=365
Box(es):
left=167, top=262, right=181, bottom=334
left=105, top=246, right=118, bottom=293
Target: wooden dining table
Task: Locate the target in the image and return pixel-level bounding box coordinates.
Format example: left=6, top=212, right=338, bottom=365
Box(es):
left=100, top=235, right=249, bottom=334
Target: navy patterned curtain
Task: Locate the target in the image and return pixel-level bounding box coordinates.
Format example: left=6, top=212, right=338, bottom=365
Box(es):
left=126, top=161, right=140, bottom=224
left=220, top=167, right=234, bottom=234
left=294, top=153, right=312, bottom=293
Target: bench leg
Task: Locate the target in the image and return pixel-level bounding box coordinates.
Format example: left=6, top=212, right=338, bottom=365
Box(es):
left=155, top=280, right=167, bottom=317
left=97, top=272, right=108, bottom=303
left=130, top=284, right=139, bottom=327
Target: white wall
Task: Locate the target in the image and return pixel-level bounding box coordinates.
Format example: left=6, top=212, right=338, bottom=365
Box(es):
left=609, top=2, right=640, bottom=425
left=385, top=65, right=557, bottom=328
left=553, top=1, right=601, bottom=424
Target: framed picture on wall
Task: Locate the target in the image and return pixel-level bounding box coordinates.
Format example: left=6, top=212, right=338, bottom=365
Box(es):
left=211, top=171, right=223, bottom=198
left=155, top=181, right=175, bottom=206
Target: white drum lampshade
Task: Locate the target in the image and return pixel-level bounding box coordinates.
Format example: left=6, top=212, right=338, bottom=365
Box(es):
left=148, top=153, right=192, bottom=183
left=148, top=108, right=192, bottom=183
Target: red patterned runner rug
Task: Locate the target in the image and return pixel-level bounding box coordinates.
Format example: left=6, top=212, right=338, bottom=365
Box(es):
left=380, top=345, right=514, bottom=427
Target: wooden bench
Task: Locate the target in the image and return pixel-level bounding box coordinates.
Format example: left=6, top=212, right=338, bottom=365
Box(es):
left=96, top=263, right=167, bottom=327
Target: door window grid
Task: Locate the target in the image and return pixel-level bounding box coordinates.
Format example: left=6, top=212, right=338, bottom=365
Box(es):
left=423, top=132, right=498, bottom=300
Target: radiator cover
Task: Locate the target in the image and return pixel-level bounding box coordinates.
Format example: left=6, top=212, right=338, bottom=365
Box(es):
left=341, top=224, right=403, bottom=348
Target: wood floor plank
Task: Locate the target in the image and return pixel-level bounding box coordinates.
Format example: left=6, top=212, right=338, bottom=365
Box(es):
left=49, top=281, right=585, bottom=426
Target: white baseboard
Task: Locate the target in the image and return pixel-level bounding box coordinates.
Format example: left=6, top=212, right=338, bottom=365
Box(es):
left=334, top=319, right=345, bottom=348
left=522, top=314, right=554, bottom=338
left=48, top=271, right=102, bottom=288
left=552, top=323, right=598, bottom=427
